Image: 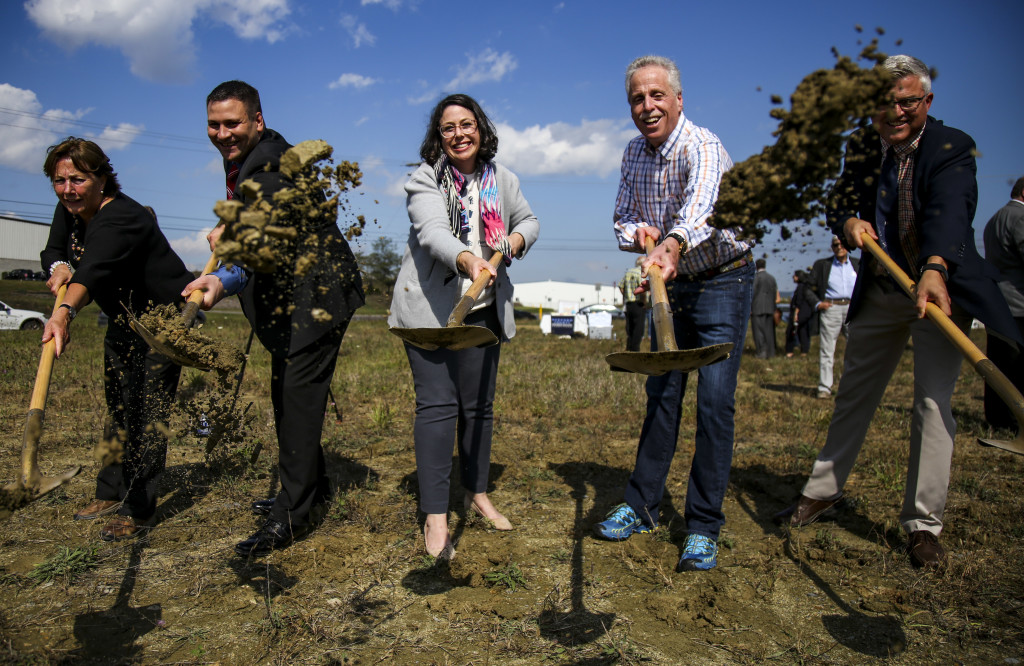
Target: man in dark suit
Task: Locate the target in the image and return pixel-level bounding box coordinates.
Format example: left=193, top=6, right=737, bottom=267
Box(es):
left=982, top=176, right=1024, bottom=429
left=184, top=81, right=364, bottom=556
left=775, top=56, right=1020, bottom=569
left=808, top=237, right=859, bottom=398
left=750, top=258, right=780, bottom=358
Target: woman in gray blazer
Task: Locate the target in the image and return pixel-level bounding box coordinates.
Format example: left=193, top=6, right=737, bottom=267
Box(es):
left=389, top=94, right=539, bottom=559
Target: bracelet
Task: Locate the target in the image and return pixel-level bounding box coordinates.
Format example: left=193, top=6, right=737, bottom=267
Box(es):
left=920, top=263, right=948, bottom=282
left=58, top=303, right=77, bottom=321
left=49, top=260, right=71, bottom=276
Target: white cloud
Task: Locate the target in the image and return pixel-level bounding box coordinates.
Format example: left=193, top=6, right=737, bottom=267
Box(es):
left=328, top=73, right=378, bottom=90
left=169, top=228, right=217, bottom=268
left=340, top=14, right=376, bottom=48
left=445, top=49, right=518, bottom=89
left=25, top=0, right=291, bottom=84
left=0, top=84, right=140, bottom=171
left=495, top=119, right=635, bottom=177
left=96, top=123, right=145, bottom=149
left=360, top=0, right=404, bottom=8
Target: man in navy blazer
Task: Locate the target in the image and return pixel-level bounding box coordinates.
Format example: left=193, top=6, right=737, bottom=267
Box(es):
left=185, top=81, right=364, bottom=557
left=775, top=56, right=1019, bottom=569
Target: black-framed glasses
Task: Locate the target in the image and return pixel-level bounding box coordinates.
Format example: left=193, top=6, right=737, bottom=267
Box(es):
left=439, top=120, right=477, bottom=138
left=881, top=96, right=926, bottom=112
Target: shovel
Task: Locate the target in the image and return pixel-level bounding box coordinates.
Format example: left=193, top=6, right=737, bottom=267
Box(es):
left=127, top=254, right=229, bottom=371
left=860, top=232, right=1024, bottom=455
left=390, top=252, right=503, bottom=351
left=606, top=237, right=733, bottom=375
left=1, top=285, right=81, bottom=519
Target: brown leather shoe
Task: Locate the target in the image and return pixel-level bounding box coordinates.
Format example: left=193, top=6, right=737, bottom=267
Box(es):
left=773, top=493, right=842, bottom=526
left=907, top=530, right=946, bottom=569
left=100, top=515, right=148, bottom=542
left=74, top=499, right=120, bottom=521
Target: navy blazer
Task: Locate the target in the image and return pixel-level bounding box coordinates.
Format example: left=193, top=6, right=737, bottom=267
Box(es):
left=827, top=119, right=1019, bottom=342
left=228, top=128, right=364, bottom=356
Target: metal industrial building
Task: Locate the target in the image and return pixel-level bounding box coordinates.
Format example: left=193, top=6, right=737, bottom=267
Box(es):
left=0, top=216, right=50, bottom=275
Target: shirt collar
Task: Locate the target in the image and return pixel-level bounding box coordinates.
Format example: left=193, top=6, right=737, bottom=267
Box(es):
left=880, top=119, right=926, bottom=160
left=643, top=112, right=688, bottom=159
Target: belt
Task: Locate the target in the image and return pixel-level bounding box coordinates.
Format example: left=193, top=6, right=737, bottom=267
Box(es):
left=823, top=298, right=851, bottom=305
left=678, top=251, right=753, bottom=282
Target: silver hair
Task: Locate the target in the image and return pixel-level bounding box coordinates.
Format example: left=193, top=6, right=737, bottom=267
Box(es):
left=882, top=55, right=932, bottom=94
left=625, top=55, right=682, bottom=97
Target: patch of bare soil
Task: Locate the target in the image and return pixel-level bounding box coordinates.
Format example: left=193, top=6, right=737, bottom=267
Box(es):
left=0, top=319, right=1022, bottom=664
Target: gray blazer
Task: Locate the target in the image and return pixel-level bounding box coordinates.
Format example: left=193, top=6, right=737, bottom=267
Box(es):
left=388, top=161, right=540, bottom=340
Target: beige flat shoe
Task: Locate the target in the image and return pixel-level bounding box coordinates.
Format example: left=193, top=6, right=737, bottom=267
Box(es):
left=466, top=498, right=513, bottom=531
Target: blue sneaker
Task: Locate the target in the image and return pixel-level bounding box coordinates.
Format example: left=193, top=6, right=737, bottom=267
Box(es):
left=593, top=503, right=655, bottom=541
left=676, top=534, right=718, bottom=571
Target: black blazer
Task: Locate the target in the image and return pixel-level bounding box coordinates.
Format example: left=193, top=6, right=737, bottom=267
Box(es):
left=810, top=255, right=860, bottom=302
left=227, top=129, right=365, bottom=356
left=40, top=194, right=192, bottom=330
left=827, top=119, right=1019, bottom=342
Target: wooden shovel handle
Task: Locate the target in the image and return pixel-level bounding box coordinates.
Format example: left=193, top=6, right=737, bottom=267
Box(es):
left=28, top=284, right=67, bottom=412
left=644, top=237, right=678, bottom=353
left=446, top=252, right=504, bottom=328
left=860, top=231, right=1024, bottom=413
left=182, top=253, right=221, bottom=327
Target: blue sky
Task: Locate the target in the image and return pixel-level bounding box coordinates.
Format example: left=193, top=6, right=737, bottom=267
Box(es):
left=2, top=0, right=1021, bottom=288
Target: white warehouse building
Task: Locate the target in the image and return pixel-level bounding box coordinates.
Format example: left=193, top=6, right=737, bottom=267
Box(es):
left=513, top=280, right=622, bottom=313
left=0, top=217, right=50, bottom=274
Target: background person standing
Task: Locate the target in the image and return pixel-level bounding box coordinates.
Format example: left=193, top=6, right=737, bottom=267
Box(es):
left=982, top=175, right=1024, bottom=430
left=619, top=257, right=647, bottom=351
left=751, top=258, right=780, bottom=359
left=809, top=235, right=859, bottom=398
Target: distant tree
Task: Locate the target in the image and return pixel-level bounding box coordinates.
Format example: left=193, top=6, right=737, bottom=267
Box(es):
left=357, top=236, right=401, bottom=295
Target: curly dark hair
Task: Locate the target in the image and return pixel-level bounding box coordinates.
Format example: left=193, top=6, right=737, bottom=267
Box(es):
left=207, top=80, right=263, bottom=121
left=418, top=93, right=498, bottom=166
left=42, top=137, right=120, bottom=196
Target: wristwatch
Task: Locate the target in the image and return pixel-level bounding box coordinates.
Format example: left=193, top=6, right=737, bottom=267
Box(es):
left=58, top=303, right=77, bottom=321
left=919, top=263, right=948, bottom=282
left=664, top=232, right=686, bottom=251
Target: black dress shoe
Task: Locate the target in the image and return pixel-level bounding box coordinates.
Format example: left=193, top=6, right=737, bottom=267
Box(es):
left=234, top=519, right=311, bottom=557
left=251, top=498, right=275, bottom=515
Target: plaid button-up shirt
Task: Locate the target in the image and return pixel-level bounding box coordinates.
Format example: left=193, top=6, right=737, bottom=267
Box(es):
left=613, top=113, right=751, bottom=275
left=880, top=124, right=925, bottom=277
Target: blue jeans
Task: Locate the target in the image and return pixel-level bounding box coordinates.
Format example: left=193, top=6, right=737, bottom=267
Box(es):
left=623, top=262, right=753, bottom=539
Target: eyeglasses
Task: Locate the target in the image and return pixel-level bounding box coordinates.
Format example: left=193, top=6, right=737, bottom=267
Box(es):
left=831, top=243, right=843, bottom=249
left=439, top=120, right=477, bottom=138
left=880, top=96, right=926, bottom=112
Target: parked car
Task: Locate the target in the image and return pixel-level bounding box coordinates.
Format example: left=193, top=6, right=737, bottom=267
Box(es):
left=578, top=303, right=624, bottom=319
left=0, top=300, right=47, bottom=330
left=3, top=268, right=37, bottom=280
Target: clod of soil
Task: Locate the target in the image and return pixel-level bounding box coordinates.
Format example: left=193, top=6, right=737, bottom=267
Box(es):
left=136, top=304, right=244, bottom=375
left=712, top=39, right=892, bottom=242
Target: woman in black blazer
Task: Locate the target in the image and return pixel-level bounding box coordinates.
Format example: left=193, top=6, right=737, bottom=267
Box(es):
left=40, top=137, right=193, bottom=541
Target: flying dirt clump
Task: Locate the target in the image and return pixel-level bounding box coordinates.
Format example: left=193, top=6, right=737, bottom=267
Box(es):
left=712, top=38, right=893, bottom=242
left=136, top=304, right=245, bottom=375
left=212, top=140, right=367, bottom=275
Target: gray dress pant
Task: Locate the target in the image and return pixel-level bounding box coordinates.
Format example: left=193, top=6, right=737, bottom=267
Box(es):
left=404, top=306, right=502, bottom=514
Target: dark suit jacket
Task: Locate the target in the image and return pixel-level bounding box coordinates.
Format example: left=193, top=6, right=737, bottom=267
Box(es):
left=41, top=194, right=192, bottom=331
left=228, top=128, right=365, bottom=356
left=827, top=119, right=1019, bottom=342
left=810, top=255, right=860, bottom=301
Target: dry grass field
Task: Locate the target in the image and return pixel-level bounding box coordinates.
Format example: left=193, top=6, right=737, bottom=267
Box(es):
left=0, top=279, right=1022, bottom=664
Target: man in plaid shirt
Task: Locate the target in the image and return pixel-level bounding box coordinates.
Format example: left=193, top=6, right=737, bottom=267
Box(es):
left=595, top=55, right=754, bottom=573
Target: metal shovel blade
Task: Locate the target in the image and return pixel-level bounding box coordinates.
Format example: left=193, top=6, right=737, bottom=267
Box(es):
left=977, top=435, right=1024, bottom=456
left=128, top=312, right=214, bottom=371
left=606, top=342, right=733, bottom=376
left=390, top=325, right=498, bottom=351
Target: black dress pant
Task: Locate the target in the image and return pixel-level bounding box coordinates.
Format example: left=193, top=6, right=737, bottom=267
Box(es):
left=624, top=301, right=646, bottom=352
left=97, top=326, right=181, bottom=520
left=985, top=316, right=1024, bottom=430
left=268, top=322, right=347, bottom=528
